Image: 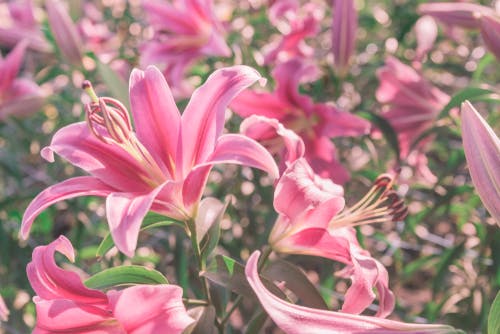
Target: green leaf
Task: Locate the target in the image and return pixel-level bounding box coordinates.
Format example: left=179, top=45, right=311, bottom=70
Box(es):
left=359, top=112, right=400, bottom=160
left=432, top=242, right=465, bottom=295
left=84, top=265, right=168, bottom=290
left=94, top=55, right=130, bottom=109
left=202, top=255, right=286, bottom=300
left=263, top=259, right=328, bottom=309
left=244, top=309, right=268, bottom=334
left=96, top=212, right=183, bottom=257
left=184, top=306, right=217, bottom=334
left=438, top=87, right=495, bottom=119
left=199, top=197, right=230, bottom=262
left=488, top=291, right=500, bottom=334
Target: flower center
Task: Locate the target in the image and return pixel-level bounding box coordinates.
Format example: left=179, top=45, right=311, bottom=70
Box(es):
left=330, top=174, right=408, bottom=230
left=82, top=81, right=167, bottom=187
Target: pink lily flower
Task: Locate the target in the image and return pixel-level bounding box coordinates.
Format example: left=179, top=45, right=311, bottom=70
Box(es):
left=262, top=0, right=321, bottom=64
left=269, top=158, right=410, bottom=317
left=140, top=0, right=231, bottom=98
left=28, top=235, right=194, bottom=333
left=414, top=15, right=438, bottom=63
left=331, top=0, right=358, bottom=76
left=246, top=250, right=464, bottom=334
left=231, top=58, right=371, bottom=184
left=418, top=2, right=500, bottom=60
left=461, top=101, right=500, bottom=226
left=0, top=295, right=8, bottom=322
left=0, top=0, right=51, bottom=52
left=376, top=56, right=450, bottom=183
left=45, top=0, right=84, bottom=66
left=21, top=65, right=278, bottom=256
left=0, top=41, right=45, bottom=120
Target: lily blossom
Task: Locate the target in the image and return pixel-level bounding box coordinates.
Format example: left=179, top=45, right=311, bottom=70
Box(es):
left=231, top=58, right=370, bottom=184
left=331, top=0, right=358, bottom=76
left=45, top=0, right=83, bottom=66
left=414, top=16, right=438, bottom=63
left=246, top=251, right=464, bottom=334
left=140, top=0, right=231, bottom=98
left=0, top=0, right=51, bottom=52
left=21, top=65, right=278, bottom=256
left=0, top=295, right=8, bottom=322
left=376, top=56, right=450, bottom=183
left=269, top=158, right=409, bottom=317
left=461, top=101, right=500, bottom=226
left=263, top=0, right=322, bottom=64
left=28, top=236, right=194, bottom=333
left=418, top=3, right=500, bottom=60
left=0, top=41, right=44, bottom=120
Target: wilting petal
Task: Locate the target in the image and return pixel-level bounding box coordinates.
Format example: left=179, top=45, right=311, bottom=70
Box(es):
left=461, top=101, right=500, bottom=225
left=0, top=295, right=8, bottom=322
left=106, top=184, right=167, bottom=257
left=246, top=251, right=462, bottom=334
left=108, top=285, right=194, bottom=334
left=46, top=0, right=83, bottom=65
left=33, top=298, right=122, bottom=334
left=181, top=65, right=262, bottom=172
left=207, top=134, right=279, bottom=179
left=414, top=16, right=438, bottom=62
left=418, top=2, right=494, bottom=29
left=129, top=66, right=180, bottom=177
left=0, top=40, right=28, bottom=92
left=331, top=0, right=358, bottom=75
left=21, top=176, right=113, bottom=239
left=41, top=122, right=153, bottom=192
left=27, top=236, right=108, bottom=304
left=479, top=14, right=500, bottom=60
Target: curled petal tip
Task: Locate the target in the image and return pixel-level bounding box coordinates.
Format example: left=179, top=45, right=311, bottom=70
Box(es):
left=40, top=146, right=55, bottom=162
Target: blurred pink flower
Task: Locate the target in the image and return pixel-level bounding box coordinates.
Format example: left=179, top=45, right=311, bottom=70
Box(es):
left=140, top=0, right=231, bottom=98
left=418, top=2, right=500, bottom=60
left=414, top=15, right=438, bottom=62
left=28, top=236, right=194, bottom=333
left=269, top=158, right=409, bottom=317
left=376, top=56, right=450, bottom=183
left=0, top=41, right=44, bottom=120
left=246, top=250, right=463, bottom=334
left=0, top=0, right=51, bottom=52
left=231, top=58, right=370, bottom=184
left=46, top=0, right=84, bottom=66
left=21, top=65, right=278, bottom=256
left=262, top=0, right=322, bottom=64
left=461, top=101, right=500, bottom=226
left=331, top=0, right=358, bottom=76
left=0, top=295, right=8, bottom=322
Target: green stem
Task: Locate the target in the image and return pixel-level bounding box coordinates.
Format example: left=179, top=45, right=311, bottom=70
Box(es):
left=183, top=298, right=209, bottom=306
left=186, top=218, right=211, bottom=303
left=219, top=246, right=274, bottom=328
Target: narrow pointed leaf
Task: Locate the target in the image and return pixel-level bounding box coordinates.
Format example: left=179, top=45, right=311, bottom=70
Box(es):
left=84, top=265, right=168, bottom=290
left=488, top=291, right=500, bottom=334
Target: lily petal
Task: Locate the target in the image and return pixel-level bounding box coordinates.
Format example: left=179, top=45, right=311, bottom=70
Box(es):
left=181, top=65, right=263, bottom=173
left=479, top=13, right=500, bottom=60
left=42, top=122, right=153, bottom=192
left=33, top=298, right=123, bottom=334
left=207, top=134, right=279, bottom=179
left=106, top=184, right=167, bottom=257
left=246, top=251, right=463, bottom=334
left=461, top=101, right=500, bottom=225
left=27, top=235, right=107, bottom=304
left=418, top=2, right=494, bottom=29
left=0, top=295, right=8, bottom=322
left=108, top=285, right=194, bottom=334
left=0, top=40, right=28, bottom=92
left=129, top=66, right=180, bottom=177
left=21, top=176, right=113, bottom=239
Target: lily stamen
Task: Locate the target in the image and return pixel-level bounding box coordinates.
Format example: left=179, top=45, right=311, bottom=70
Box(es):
left=330, top=174, right=408, bottom=229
